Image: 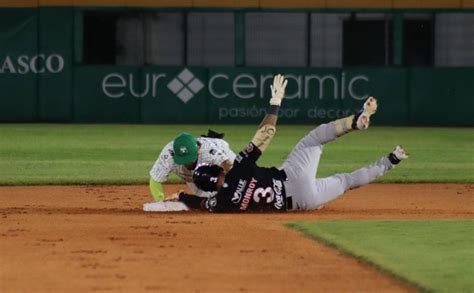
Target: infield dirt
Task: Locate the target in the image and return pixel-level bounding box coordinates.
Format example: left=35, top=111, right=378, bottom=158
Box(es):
left=1, top=184, right=472, bottom=292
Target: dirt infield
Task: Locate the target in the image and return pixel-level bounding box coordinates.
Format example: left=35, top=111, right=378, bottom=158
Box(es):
left=1, top=184, right=472, bottom=292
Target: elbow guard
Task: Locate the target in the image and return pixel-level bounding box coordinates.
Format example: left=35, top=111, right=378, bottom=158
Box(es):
left=251, top=124, right=276, bottom=152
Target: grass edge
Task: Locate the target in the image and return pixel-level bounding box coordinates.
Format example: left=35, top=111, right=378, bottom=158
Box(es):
left=285, top=221, right=430, bottom=293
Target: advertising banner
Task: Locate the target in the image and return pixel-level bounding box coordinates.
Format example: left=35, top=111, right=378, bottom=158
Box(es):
left=74, top=66, right=141, bottom=123
left=0, top=9, right=38, bottom=121
left=72, top=66, right=473, bottom=125
left=91, top=66, right=386, bottom=124
left=140, top=67, right=208, bottom=123
left=38, top=7, right=73, bottom=121
left=206, top=67, right=346, bottom=124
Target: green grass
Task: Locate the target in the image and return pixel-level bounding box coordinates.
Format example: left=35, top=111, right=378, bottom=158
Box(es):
left=288, top=220, right=474, bottom=293
left=0, top=124, right=472, bottom=185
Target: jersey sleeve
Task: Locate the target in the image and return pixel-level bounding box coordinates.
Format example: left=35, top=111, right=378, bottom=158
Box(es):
left=215, top=140, right=237, bottom=165
left=198, top=138, right=237, bottom=167
left=233, top=142, right=262, bottom=167
left=149, top=141, right=175, bottom=182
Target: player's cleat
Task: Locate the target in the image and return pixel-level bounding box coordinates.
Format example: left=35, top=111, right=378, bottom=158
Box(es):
left=388, top=145, right=409, bottom=165
left=333, top=96, right=378, bottom=136
left=353, top=96, right=378, bottom=130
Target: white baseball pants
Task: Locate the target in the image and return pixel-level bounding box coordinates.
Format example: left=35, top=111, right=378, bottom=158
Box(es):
left=281, top=122, right=394, bottom=211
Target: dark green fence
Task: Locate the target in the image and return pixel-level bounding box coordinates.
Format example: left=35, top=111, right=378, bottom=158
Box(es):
left=1, top=8, right=473, bottom=126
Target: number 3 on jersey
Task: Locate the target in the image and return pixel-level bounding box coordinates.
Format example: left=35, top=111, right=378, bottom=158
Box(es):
left=253, top=187, right=275, bottom=203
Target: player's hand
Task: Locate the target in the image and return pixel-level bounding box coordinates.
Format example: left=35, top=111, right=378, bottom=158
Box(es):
left=164, top=190, right=184, bottom=202
left=269, top=74, right=288, bottom=106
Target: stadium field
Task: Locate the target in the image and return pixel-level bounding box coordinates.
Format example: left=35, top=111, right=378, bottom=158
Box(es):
left=1, top=124, right=473, bottom=292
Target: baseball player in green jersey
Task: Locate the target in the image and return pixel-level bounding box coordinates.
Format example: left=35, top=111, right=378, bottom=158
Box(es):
left=148, top=131, right=236, bottom=202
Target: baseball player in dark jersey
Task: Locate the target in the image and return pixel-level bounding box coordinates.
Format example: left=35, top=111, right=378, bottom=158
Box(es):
left=175, top=74, right=408, bottom=212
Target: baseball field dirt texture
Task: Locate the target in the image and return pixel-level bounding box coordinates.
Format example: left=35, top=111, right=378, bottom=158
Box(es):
left=1, top=183, right=472, bottom=292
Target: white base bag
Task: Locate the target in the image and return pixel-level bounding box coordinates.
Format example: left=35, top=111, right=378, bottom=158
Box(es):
left=143, top=201, right=190, bottom=212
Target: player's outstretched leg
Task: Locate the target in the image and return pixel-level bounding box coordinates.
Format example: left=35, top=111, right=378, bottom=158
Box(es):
left=287, top=96, right=379, bottom=155
left=333, top=96, right=378, bottom=136
left=300, top=145, right=409, bottom=209
left=281, top=96, right=379, bottom=185
left=336, top=145, right=408, bottom=191
left=388, top=145, right=409, bottom=165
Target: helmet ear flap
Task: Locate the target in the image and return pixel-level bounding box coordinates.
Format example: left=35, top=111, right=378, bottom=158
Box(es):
left=193, top=164, right=223, bottom=192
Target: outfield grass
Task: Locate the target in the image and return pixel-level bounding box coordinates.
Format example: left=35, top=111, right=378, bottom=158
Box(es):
left=288, top=220, right=474, bottom=293
left=0, top=124, right=472, bottom=185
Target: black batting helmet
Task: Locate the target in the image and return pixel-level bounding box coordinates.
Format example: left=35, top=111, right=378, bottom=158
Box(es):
left=193, top=164, right=223, bottom=192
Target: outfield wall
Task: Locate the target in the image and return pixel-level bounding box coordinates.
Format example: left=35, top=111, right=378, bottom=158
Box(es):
left=1, top=6, right=473, bottom=125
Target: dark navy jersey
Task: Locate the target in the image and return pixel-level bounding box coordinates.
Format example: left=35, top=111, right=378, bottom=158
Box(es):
left=204, top=143, right=287, bottom=213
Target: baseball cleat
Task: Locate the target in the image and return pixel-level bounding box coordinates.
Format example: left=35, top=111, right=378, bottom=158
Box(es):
left=388, top=145, right=409, bottom=165
left=353, top=96, right=378, bottom=130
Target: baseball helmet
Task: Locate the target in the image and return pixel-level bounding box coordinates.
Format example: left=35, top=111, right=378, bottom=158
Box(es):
left=193, top=164, right=223, bottom=192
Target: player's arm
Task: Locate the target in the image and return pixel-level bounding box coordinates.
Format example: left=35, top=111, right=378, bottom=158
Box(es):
left=207, top=139, right=236, bottom=174
left=178, top=193, right=222, bottom=212
left=178, top=192, right=209, bottom=210
left=161, top=189, right=210, bottom=211
left=149, top=177, right=165, bottom=201
left=185, top=181, right=210, bottom=198
left=149, top=142, right=174, bottom=201
left=251, top=74, right=287, bottom=153
left=220, top=159, right=233, bottom=173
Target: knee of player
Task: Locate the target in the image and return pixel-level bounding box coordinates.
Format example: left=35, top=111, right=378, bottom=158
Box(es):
left=334, top=174, right=353, bottom=192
